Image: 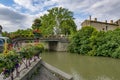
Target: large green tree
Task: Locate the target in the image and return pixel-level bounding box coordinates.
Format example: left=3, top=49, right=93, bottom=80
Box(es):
left=39, top=7, right=77, bottom=36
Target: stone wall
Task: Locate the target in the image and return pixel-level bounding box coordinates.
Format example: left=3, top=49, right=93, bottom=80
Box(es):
left=56, top=42, right=69, bottom=51
left=42, top=41, right=69, bottom=52
left=90, top=21, right=119, bottom=31
left=15, top=59, right=73, bottom=80
left=81, top=20, right=119, bottom=31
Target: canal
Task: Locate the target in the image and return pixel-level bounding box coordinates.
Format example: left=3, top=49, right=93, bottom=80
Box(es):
left=41, top=52, right=120, bottom=80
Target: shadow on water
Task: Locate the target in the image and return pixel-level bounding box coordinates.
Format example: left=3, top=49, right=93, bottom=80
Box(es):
left=41, top=52, right=120, bottom=80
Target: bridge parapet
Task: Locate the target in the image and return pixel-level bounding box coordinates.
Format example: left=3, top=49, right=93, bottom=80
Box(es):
left=12, top=36, right=69, bottom=52
left=12, top=36, right=69, bottom=43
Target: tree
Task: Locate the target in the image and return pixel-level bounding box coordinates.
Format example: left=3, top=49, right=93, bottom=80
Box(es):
left=31, top=18, right=42, bottom=37
left=68, top=26, right=96, bottom=54
left=32, top=18, right=41, bottom=29
left=39, top=7, right=77, bottom=36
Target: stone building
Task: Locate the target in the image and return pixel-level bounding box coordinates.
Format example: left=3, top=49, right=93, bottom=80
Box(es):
left=81, top=16, right=120, bottom=31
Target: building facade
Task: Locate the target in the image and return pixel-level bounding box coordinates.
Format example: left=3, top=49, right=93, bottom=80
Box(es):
left=81, top=17, right=120, bottom=31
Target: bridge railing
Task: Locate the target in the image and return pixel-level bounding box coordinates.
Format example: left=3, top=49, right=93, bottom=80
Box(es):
left=12, top=35, right=69, bottom=45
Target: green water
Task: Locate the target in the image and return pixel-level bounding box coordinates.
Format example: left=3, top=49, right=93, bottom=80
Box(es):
left=41, top=52, right=120, bottom=80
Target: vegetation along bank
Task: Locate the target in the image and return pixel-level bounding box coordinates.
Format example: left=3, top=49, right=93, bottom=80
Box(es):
left=68, top=26, right=120, bottom=59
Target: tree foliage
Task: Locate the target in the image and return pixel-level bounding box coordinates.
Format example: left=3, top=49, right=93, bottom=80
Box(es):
left=32, top=18, right=41, bottom=29
left=68, top=26, right=96, bottom=54
left=2, top=29, right=34, bottom=39
left=0, top=44, right=44, bottom=79
left=68, top=26, right=120, bottom=59
left=35, top=7, right=77, bottom=36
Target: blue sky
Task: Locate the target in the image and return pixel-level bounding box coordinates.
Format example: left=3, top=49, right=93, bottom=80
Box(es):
left=0, top=0, right=14, bottom=6
left=0, top=0, right=120, bottom=32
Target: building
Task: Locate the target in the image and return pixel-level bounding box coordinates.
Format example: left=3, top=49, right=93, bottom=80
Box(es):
left=81, top=16, right=120, bottom=31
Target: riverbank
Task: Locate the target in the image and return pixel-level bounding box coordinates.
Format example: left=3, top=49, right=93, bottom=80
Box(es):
left=68, top=26, right=120, bottom=59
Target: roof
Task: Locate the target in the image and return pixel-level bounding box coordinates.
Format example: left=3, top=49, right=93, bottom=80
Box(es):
left=83, top=20, right=119, bottom=26
left=115, top=19, right=120, bottom=23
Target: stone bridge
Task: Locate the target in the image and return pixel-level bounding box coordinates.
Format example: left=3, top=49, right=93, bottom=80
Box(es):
left=12, top=36, right=69, bottom=51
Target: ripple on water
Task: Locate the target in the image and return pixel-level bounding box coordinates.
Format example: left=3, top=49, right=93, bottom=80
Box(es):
left=95, top=76, right=115, bottom=80
left=71, top=69, right=84, bottom=80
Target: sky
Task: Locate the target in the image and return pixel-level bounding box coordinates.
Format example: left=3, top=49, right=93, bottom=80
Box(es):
left=0, top=0, right=120, bottom=32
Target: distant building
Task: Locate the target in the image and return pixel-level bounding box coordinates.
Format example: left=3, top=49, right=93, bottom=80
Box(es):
left=0, top=25, right=2, bottom=36
left=81, top=16, right=120, bottom=31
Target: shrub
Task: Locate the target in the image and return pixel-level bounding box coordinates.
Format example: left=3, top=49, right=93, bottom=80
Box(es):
left=0, top=51, right=21, bottom=78
left=112, top=47, right=120, bottom=58
left=68, top=26, right=96, bottom=54
left=68, top=27, right=120, bottom=59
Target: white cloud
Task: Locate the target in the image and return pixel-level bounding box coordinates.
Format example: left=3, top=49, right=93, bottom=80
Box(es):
left=80, top=0, right=120, bottom=21
left=0, top=3, right=35, bottom=32
left=14, top=0, right=35, bottom=11
left=0, top=0, right=120, bottom=32
left=74, top=18, right=83, bottom=30
left=13, top=0, right=57, bottom=12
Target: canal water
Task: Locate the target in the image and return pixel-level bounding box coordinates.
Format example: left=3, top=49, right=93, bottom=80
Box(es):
left=41, top=52, right=120, bottom=80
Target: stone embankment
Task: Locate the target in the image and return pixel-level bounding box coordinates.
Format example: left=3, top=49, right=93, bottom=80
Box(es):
left=14, top=58, right=73, bottom=80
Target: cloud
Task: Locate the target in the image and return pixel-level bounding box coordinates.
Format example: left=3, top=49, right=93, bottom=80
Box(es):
left=12, top=0, right=120, bottom=21
left=13, top=0, right=57, bottom=13
left=80, top=0, right=120, bottom=21
left=0, top=0, right=120, bottom=32
left=0, top=4, right=35, bottom=32
left=14, top=0, right=37, bottom=12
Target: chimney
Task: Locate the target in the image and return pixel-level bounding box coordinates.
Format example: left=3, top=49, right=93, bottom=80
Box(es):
left=94, top=18, right=97, bottom=21
left=105, top=20, right=107, bottom=23
left=110, top=20, right=113, bottom=23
